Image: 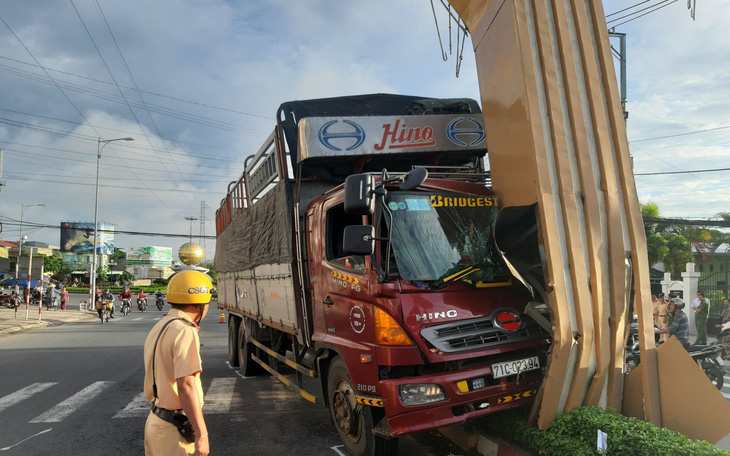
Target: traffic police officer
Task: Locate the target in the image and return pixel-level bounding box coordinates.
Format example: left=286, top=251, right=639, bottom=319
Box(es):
left=143, top=270, right=212, bottom=456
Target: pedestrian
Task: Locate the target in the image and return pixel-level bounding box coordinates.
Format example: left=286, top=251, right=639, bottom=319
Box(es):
left=143, top=270, right=212, bottom=456
left=655, top=293, right=669, bottom=342
left=60, top=286, right=69, bottom=311
left=656, top=297, right=690, bottom=349
left=693, top=291, right=710, bottom=345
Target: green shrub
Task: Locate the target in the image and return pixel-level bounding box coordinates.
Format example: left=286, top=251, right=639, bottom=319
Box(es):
left=481, top=406, right=729, bottom=456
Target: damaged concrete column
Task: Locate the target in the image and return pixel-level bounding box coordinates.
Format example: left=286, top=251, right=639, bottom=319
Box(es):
left=447, top=0, right=660, bottom=429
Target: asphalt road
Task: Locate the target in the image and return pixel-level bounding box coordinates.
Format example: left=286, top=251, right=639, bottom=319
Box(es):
left=0, top=304, right=480, bottom=456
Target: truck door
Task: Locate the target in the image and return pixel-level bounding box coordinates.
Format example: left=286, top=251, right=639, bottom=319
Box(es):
left=309, top=199, right=372, bottom=345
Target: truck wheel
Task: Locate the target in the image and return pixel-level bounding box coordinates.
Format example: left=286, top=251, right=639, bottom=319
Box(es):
left=238, top=319, right=264, bottom=376
left=328, top=357, right=397, bottom=456
left=228, top=317, right=240, bottom=367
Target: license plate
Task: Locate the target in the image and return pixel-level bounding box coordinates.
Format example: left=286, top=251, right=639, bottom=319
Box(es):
left=492, top=356, right=540, bottom=379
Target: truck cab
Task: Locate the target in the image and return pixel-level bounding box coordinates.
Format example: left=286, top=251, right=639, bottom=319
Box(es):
left=215, top=94, right=551, bottom=456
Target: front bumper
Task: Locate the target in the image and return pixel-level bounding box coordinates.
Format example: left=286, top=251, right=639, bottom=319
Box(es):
left=379, top=363, right=542, bottom=437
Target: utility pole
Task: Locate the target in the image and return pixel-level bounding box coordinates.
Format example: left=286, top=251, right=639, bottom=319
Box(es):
left=199, top=201, right=207, bottom=259
left=184, top=216, right=199, bottom=243
left=0, top=149, right=6, bottom=191
left=609, top=30, right=628, bottom=121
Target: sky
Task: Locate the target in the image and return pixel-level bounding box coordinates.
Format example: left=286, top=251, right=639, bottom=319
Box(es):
left=0, top=0, right=727, bottom=264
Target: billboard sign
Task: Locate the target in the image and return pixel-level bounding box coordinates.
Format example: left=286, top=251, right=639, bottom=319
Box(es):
left=60, top=222, right=114, bottom=254
left=126, top=246, right=173, bottom=265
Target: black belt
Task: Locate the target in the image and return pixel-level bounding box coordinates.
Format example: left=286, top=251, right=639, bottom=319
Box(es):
left=151, top=405, right=182, bottom=424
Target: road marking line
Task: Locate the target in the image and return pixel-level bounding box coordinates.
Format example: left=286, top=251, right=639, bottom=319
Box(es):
left=203, top=378, right=237, bottom=414
left=113, top=392, right=150, bottom=418
left=0, top=428, right=53, bottom=451
left=30, top=381, right=114, bottom=423
left=330, top=445, right=347, bottom=455
left=0, top=383, right=57, bottom=413
left=226, top=361, right=253, bottom=379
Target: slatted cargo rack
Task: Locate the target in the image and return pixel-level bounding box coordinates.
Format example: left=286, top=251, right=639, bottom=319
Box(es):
left=216, top=128, right=288, bottom=235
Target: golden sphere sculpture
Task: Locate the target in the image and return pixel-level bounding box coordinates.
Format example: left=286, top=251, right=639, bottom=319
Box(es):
left=178, top=242, right=204, bottom=266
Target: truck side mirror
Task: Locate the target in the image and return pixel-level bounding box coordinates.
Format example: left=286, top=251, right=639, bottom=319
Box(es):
left=399, top=167, right=428, bottom=191
left=344, top=174, right=374, bottom=215
left=343, top=225, right=375, bottom=255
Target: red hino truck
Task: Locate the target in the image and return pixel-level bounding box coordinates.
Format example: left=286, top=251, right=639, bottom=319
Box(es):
left=215, top=94, right=551, bottom=456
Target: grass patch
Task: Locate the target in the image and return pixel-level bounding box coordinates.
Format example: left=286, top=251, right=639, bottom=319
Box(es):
left=480, top=406, right=728, bottom=456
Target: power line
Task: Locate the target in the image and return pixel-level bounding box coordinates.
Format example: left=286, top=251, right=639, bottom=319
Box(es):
left=70, top=0, right=193, bottom=215
left=630, top=124, right=730, bottom=142
left=608, top=0, right=678, bottom=28
left=643, top=217, right=730, bottom=228
left=606, top=0, right=655, bottom=18
left=1, top=218, right=216, bottom=239
left=0, top=54, right=272, bottom=121
left=635, top=167, right=730, bottom=176
left=0, top=61, right=266, bottom=135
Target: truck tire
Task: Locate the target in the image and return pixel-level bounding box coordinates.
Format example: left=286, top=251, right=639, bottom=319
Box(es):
left=228, top=317, right=240, bottom=367
left=238, top=319, right=264, bottom=377
left=328, top=357, right=397, bottom=456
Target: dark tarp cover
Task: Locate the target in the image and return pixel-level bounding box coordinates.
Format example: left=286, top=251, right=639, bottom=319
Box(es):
left=214, top=180, right=293, bottom=274
left=277, top=93, right=481, bottom=175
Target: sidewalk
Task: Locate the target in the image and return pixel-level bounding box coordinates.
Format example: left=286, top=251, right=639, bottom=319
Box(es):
left=0, top=303, right=97, bottom=336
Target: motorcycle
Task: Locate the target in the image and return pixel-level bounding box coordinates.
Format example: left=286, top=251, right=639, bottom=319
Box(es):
left=121, top=298, right=131, bottom=316
left=97, top=299, right=112, bottom=323
left=626, top=317, right=725, bottom=389
left=156, top=295, right=164, bottom=311
left=1, top=294, right=20, bottom=309
left=137, top=297, right=147, bottom=312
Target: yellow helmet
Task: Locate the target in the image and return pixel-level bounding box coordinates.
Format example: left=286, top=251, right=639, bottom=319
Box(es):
left=166, top=270, right=213, bottom=306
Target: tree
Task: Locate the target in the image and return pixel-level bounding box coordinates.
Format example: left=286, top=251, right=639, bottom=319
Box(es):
left=641, top=202, right=668, bottom=266
left=646, top=233, right=669, bottom=267
left=110, top=248, right=126, bottom=262
left=200, top=262, right=217, bottom=285
left=119, top=271, right=135, bottom=285
left=96, top=265, right=109, bottom=284
left=42, top=255, right=66, bottom=274
left=663, top=235, right=692, bottom=277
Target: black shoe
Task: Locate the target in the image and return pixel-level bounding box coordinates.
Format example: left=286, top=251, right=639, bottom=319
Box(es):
left=110, top=315, right=114, bottom=319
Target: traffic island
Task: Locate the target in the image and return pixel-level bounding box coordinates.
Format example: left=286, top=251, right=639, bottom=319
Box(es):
left=0, top=307, right=97, bottom=336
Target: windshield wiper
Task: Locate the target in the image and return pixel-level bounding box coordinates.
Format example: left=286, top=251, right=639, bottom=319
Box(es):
left=429, top=266, right=480, bottom=290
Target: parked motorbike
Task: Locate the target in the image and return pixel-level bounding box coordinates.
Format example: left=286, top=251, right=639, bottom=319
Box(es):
left=156, top=295, right=164, bottom=311
left=717, top=321, right=730, bottom=360
left=121, top=298, right=131, bottom=316
left=137, top=297, right=147, bottom=312
left=626, top=316, right=725, bottom=389
left=1, top=294, right=20, bottom=309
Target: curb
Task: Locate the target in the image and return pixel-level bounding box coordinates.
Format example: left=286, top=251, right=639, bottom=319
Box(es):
left=439, top=423, right=533, bottom=456
left=0, top=310, right=97, bottom=336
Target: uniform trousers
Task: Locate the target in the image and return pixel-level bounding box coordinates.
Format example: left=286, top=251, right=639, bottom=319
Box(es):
left=144, top=411, right=195, bottom=456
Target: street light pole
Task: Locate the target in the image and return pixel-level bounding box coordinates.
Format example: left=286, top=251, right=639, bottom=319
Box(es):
left=15, top=203, right=46, bottom=296
left=90, top=137, right=134, bottom=306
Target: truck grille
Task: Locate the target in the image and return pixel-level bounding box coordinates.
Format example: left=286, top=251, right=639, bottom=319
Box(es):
left=420, top=314, right=548, bottom=353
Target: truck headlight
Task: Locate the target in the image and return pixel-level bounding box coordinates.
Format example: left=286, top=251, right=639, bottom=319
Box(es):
left=397, top=384, right=447, bottom=406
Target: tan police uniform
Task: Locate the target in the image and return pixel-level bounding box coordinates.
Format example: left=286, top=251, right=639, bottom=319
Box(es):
left=143, top=308, right=204, bottom=455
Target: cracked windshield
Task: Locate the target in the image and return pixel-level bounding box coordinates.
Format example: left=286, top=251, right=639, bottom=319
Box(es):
left=385, top=192, right=509, bottom=283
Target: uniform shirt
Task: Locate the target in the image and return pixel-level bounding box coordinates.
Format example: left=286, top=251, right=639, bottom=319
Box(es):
left=692, top=297, right=708, bottom=310
left=668, top=310, right=690, bottom=346
left=143, top=308, right=204, bottom=411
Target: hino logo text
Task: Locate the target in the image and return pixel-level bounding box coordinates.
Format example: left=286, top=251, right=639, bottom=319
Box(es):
left=415, top=310, right=458, bottom=322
